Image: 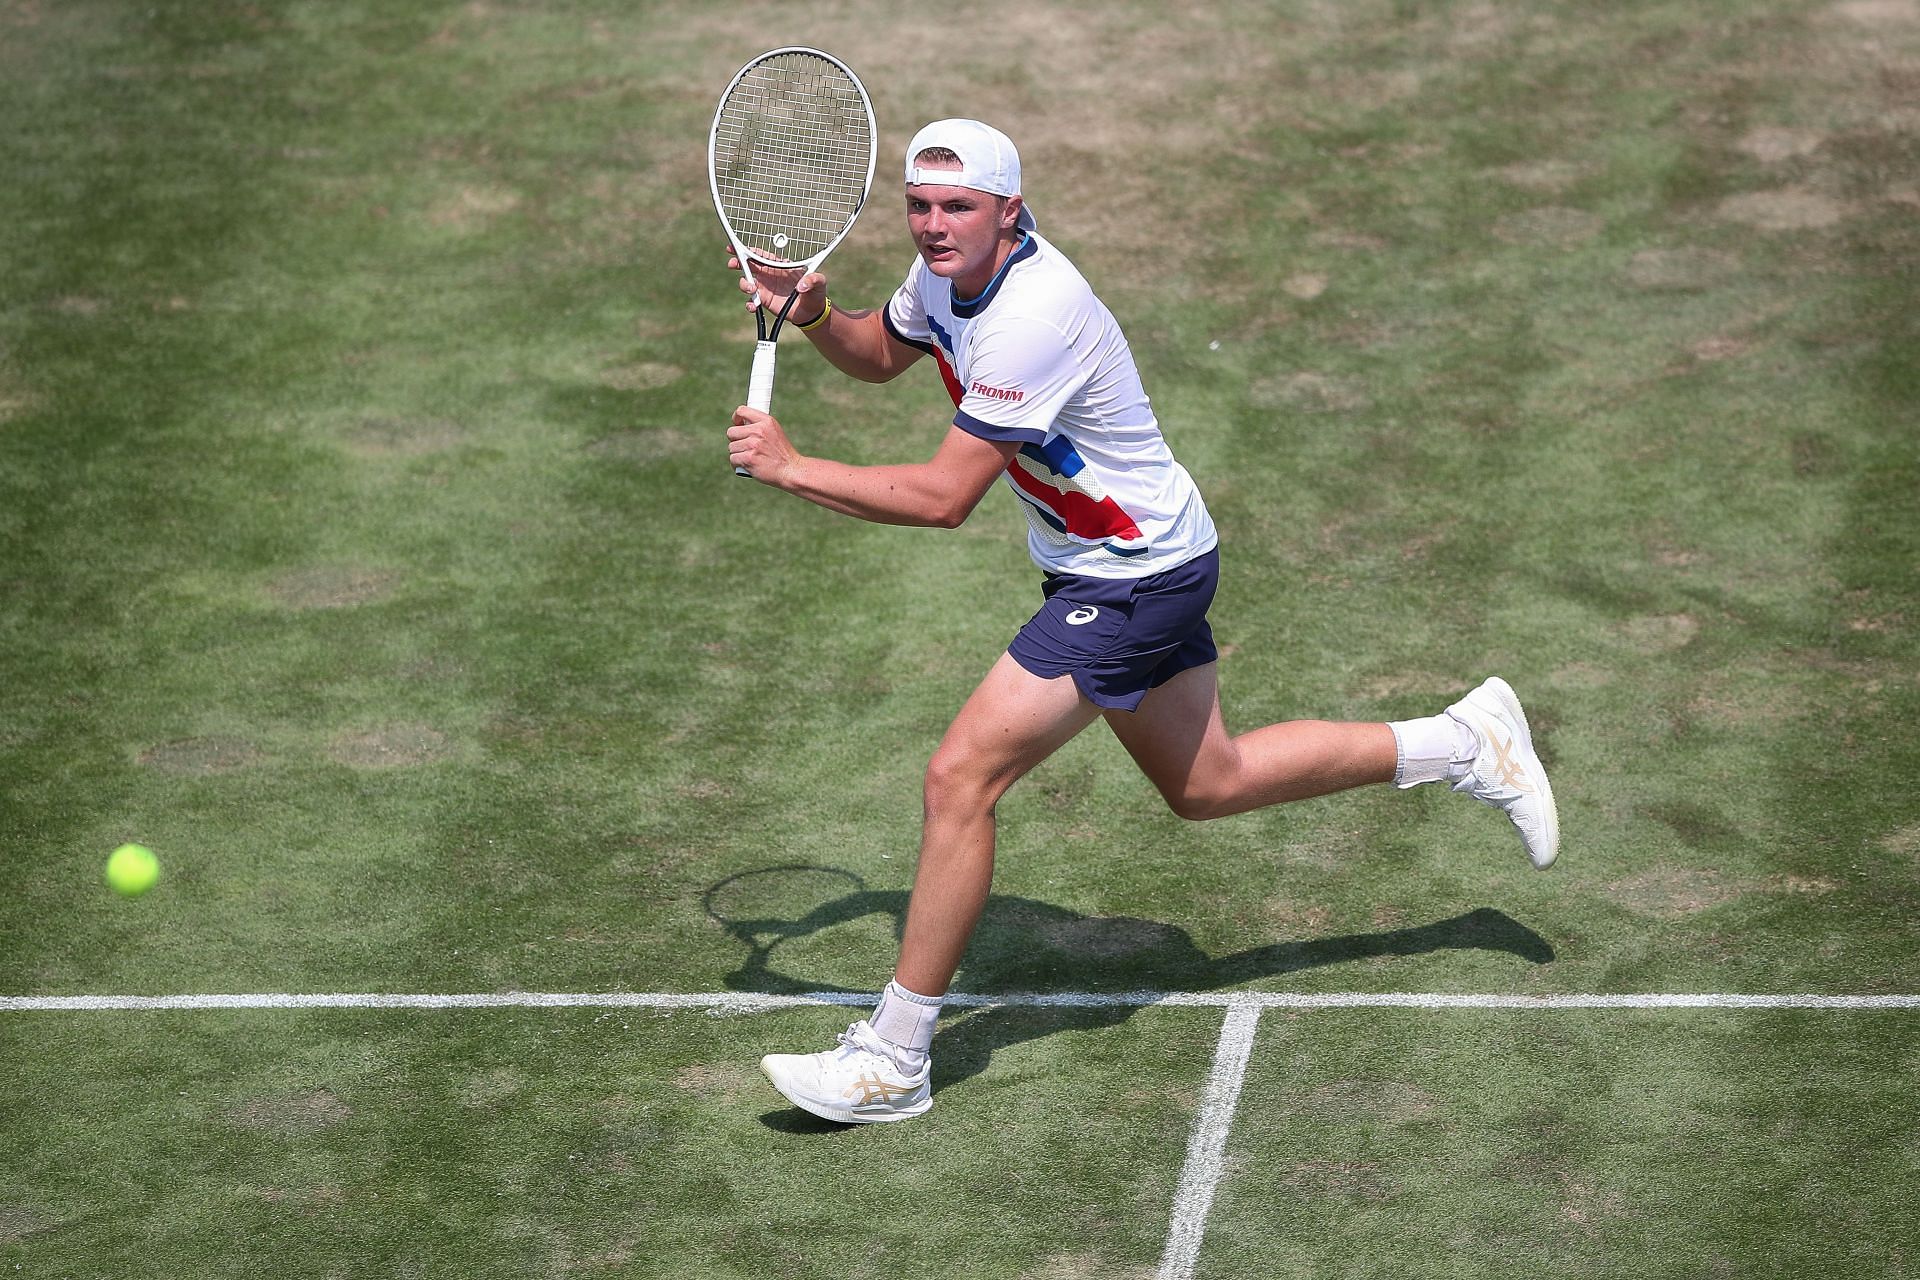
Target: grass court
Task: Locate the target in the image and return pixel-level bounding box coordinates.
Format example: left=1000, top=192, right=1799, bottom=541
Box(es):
left=2, top=1, right=1917, bottom=1275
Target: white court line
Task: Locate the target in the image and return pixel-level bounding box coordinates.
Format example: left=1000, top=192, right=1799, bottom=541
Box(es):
left=4, top=988, right=1915, bottom=1279
left=1157, top=1003, right=1262, bottom=1280
left=3, top=990, right=1919, bottom=1012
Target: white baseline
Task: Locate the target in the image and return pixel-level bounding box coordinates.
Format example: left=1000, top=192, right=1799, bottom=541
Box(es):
left=3, top=990, right=1918, bottom=1012
left=6, top=987, right=1913, bottom=1280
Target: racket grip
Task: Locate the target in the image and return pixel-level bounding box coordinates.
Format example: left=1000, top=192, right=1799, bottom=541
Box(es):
left=737, top=339, right=778, bottom=477
left=746, top=339, right=777, bottom=414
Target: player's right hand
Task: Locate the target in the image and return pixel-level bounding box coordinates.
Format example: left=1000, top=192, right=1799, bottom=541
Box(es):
left=728, top=405, right=801, bottom=486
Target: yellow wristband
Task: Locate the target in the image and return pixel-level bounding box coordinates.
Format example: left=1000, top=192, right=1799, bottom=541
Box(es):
left=794, top=297, right=833, bottom=332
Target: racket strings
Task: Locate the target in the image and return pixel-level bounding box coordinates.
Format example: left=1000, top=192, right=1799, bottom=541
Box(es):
left=713, top=56, right=871, bottom=263
left=715, top=126, right=867, bottom=255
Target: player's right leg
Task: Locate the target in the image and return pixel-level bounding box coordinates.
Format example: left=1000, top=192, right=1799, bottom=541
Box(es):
left=892, top=651, right=1102, bottom=994
left=760, top=652, right=1100, bottom=1124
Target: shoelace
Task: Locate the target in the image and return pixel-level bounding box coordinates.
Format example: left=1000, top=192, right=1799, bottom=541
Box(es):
left=834, top=1022, right=910, bottom=1074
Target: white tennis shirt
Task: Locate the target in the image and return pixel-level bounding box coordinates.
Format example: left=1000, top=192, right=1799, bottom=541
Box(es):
left=884, top=231, right=1217, bottom=579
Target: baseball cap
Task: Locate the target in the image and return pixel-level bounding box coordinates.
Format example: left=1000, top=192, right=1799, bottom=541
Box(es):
left=903, top=118, right=1038, bottom=232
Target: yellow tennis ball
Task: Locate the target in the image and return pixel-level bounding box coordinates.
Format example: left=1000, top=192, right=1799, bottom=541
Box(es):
left=106, top=843, right=160, bottom=897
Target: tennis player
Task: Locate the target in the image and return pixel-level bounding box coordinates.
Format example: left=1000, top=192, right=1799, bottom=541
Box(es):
left=725, top=119, right=1559, bottom=1124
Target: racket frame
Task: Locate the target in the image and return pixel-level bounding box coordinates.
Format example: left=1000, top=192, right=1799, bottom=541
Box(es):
left=707, top=45, right=877, bottom=473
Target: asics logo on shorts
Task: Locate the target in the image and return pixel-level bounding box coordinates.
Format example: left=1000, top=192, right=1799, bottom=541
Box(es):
left=1065, top=606, right=1099, bottom=626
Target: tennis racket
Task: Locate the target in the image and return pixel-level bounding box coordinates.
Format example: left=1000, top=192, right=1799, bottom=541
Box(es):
left=708, top=46, right=876, bottom=476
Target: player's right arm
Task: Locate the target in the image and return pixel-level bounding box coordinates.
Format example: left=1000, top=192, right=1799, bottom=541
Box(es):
left=728, top=251, right=923, bottom=383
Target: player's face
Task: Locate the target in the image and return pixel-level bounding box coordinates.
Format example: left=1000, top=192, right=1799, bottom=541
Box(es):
left=906, top=172, right=1022, bottom=296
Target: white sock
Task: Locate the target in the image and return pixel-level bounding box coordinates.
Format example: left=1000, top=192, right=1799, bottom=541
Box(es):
left=1388, top=712, right=1479, bottom=788
left=869, top=980, right=942, bottom=1071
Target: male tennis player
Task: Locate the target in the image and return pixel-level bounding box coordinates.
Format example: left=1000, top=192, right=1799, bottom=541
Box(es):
left=725, top=119, right=1558, bottom=1124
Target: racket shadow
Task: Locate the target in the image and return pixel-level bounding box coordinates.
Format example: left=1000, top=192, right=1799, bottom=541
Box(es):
left=709, top=868, right=1555, bottom=1104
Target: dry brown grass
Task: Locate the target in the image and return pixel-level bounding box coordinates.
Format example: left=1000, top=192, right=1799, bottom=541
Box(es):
left=1612, top=613, right=1700, bottom=654
left=424, top=183, right=522, bottom=231
left=637, top=4, right=1314, bottom=295
left=1880, top=823, right=1920, bottom=860
left=598, top=360, right=685, bottom=392
left=1492, top=206, right=1605, bottom=249
left=672, top=1060, right=762, bottom=1104
left=224, top=1088, right=352, bottom=1135
left=327, top=723, right=453, bottom=768
left=1275, top=1157, right=1397, bottom=1201
left=1716, top=188, right=1849, bottom=230
left=268, top=565, right=400, bottom=610
left=1736, top=125, right=1829, bottom=162
left=588, top=427, right=700, bottom=464
left=1602, top=866, right=1840, bottom=919
left=1029, top=1255, right=1155, bottom=1280
left=1250, top=370, right=1372, bottom=415
left=1038, top=914, right=1181, bottom=959
left=1303, top=1077, right=1439, bottom=1124
left=1622, top=248, right=1741, bottom=293
left=458, top=1066, right=527, bottom=1110
left=343, top=416, right=467, bottom=459
left=138, top=735, right=264, bottom=776
left=0, top=1205, right=51, bottom=1247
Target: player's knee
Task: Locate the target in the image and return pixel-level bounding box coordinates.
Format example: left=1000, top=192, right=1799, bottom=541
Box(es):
left=922, top=747, right=999, bottom=816
left=1162, top=779, right=1238, bottom=822
left=1165, top=791, right=1221, bottom=822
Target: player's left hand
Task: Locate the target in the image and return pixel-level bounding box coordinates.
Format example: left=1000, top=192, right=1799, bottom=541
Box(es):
left=725, top=244, right=825, bottom=322
left=728, top=406, right=801, bottom=486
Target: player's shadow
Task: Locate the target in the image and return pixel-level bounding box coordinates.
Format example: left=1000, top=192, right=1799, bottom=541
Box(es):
left=709, top=867, right=1555, bottom=1130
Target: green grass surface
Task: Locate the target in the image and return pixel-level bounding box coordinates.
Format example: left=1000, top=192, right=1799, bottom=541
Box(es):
left=1215, top=1009, right=1920, bottom=1278
left=6, top=1006, right=1207, bottom=1277
left=2, top=0, right=1916, bottom=1274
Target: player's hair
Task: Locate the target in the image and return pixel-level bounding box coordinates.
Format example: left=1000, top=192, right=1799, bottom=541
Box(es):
left=910, top=144, right=1019, bottom=230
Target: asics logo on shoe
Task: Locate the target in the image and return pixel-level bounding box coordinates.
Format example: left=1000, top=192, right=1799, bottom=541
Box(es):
left=1065, top=606, right=1099, bottom=626
left=1480, top=717, right=1536, bottom=794
left=843, top=1073, right=922, bottom=1107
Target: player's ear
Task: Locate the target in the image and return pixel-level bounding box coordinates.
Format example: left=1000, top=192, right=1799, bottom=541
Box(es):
left=1002, top=195, right=1025, bottom=232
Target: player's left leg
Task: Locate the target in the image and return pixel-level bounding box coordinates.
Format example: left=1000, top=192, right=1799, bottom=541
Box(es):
left=1108, top=663, right=1560, bottom=868
left=1104, top=661, right=1396, bottom=820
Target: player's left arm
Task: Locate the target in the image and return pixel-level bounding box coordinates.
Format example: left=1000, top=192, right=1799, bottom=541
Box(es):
left=727, top=409, right=1016, bottom=529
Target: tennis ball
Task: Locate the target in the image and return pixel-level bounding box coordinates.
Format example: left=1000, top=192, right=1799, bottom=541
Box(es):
left=106, top=843, right=160, bottom=897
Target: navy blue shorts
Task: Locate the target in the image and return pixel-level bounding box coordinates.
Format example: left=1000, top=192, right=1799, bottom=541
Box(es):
left=1006, top=548, right=1220, bottom=712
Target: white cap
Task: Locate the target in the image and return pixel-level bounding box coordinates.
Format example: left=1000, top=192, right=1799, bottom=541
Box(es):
left=903, top=118, right=1038, bottom=232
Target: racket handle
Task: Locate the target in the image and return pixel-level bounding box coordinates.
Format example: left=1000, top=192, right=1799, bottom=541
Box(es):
left=737, top=339, right=778, bottom=477
left=747, top=338, right=777, bottom=413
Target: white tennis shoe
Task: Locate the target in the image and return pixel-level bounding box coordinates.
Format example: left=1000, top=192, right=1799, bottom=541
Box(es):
left=1448, top=676, right=1560, bottom=870
left=760, top=1020, right=932, bottom=1124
